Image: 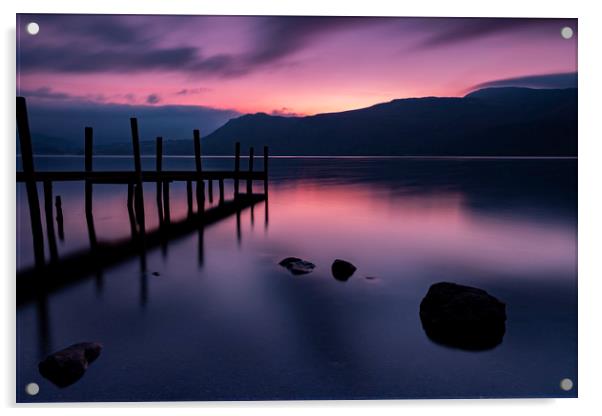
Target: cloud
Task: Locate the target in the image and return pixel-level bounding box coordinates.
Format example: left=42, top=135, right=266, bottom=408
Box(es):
left=146, top=94, right=161, bottom=104
left=414, top=17, right=576, bottom=49
left=17, top=15, right=376, bottom=78
left=175, top=87, right=211, bottom=96
left=247, top=16, right=372, bottom=66
left=270, top=107, right=304, bottom=117
left=467, top=72, right=577, bottom=93
left=19, top=86, right=72, bottom=100
left=19, top=86, right=108, bottom=102
left=17, top=15, right=577, bottom=79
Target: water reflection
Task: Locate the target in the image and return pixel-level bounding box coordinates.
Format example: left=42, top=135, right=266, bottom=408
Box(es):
left=16, top=158, right=577, bottom=401
left=17, top=179, right=268, bottom=306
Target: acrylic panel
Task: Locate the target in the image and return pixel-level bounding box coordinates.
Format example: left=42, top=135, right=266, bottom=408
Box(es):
left=16, top=14, right=577, bottom=402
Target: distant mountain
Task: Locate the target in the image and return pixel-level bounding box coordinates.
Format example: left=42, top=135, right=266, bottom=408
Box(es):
left=25, top=87, right=577, bottom=157
left=22, top=100, right=240, bottom=153
left=201, top=87, right=577, bottom=156
left=17, top=133, right=83, bottom=155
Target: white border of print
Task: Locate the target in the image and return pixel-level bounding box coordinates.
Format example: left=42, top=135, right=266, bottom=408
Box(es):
left=1, top=1, right=600, bottom=415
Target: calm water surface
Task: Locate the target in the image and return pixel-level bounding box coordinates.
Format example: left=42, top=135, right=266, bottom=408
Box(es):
left=16, top=157, right=577, bottom=401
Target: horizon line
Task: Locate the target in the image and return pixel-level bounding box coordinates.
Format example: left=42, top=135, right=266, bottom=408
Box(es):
left=19, top=154, right=578, bottom=160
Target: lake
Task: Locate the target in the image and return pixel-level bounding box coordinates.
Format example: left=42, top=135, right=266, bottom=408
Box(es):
left=16, top=156, right=577, bottom=401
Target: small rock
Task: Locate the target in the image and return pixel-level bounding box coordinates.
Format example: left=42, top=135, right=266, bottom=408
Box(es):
left=420, top=282, right=506, bottom=350
left=365, top=276, right=377, bottom=280
left=331, top=259, right=357, bottom=281
left=279, top=257, right=302, bottom=267
left=279, top=257, right=316, bottom=275
left=38, top=342, right=102, bottom=388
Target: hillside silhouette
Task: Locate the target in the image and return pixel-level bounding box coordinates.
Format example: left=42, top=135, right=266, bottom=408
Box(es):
left=201, top=87, right=576, bottom=156
left=23, top=87, right=577, bottom=156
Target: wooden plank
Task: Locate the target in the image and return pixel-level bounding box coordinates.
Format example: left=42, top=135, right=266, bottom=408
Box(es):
left=16, top=170, right=266, bottom=182
left=16, top=97, right=45, bottom=268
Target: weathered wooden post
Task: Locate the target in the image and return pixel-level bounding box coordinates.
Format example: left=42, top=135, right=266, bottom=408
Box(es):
left=85, top=127, right=97, bottom=248
left=55, top=195, right=64, bottom=241
left=163, top=180, right=171, bottom=224
left=43, top=181, right=58, bottom=262
left=247, top=146, right=254, bottom=195
left=218, top=179, right=225, bottom=205
left=234, top=142, right=241, bottom=198
left=208, top=179, right=214, bottom=204
left=85, top=129, right=102, bottom=291
left=16, top=97, right=45, bottom=268
left=193, top=129, right=204, bottom=213
left=264, top=198, right=269, bottom=230
left=263, top=145, right=269, bottom=197
left=127, top=183, right=137, bottom=238
left=130, top=118, right=145, bottom=234
left=186, top=180, right=193, bottom=217
left=155, top=137, right=164, bottom=224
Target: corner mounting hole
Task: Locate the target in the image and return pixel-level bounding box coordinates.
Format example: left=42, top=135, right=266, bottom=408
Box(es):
left=560, top=378, right=574, bottom=391
left=561, top=26, right=574, bottom=39
left=26, top=22, right=40, bottom=35
left=25, top=382, right=39, bottom=396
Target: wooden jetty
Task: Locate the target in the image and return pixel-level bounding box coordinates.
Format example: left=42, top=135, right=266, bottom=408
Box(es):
left=16, top=96, right=269, bottom=303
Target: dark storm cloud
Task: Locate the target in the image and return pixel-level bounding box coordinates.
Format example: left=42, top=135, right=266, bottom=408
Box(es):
left=415, top=17, right=576, bottom=49
left=19, top=86, right=72, bottom=100
left=18, top=15, right=576, bottom=77
left=19, top=86, right=108, bottom=102
left=247, top=16, right=373, bottom=65
left=468, top=72, right=577, bottom=92
left=17, top=14, right=379, bottom=77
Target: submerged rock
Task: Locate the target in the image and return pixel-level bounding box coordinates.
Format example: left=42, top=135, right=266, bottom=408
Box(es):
left=39, top=342, right=103, bottom=387
left=279, top=257, right=316, bottom=275
left=419, top=282, right=506, bottom=351
left=331, top=259, right=357, bottom=281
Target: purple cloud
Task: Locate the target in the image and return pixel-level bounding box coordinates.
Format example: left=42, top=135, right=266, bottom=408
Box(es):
left=467, top=72, right=577, bottom=93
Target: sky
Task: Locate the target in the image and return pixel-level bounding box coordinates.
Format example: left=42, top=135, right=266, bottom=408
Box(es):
left=17, top=14, right=577, bottom=118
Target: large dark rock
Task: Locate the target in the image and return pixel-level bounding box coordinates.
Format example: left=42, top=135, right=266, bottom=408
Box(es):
left=39, top=342, right=102, bottom=387
left=331, top=259, right=357, bottom=281
left=279, top=257, right=316, bottom=275
left=420, top=282, right=506, bottom=351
